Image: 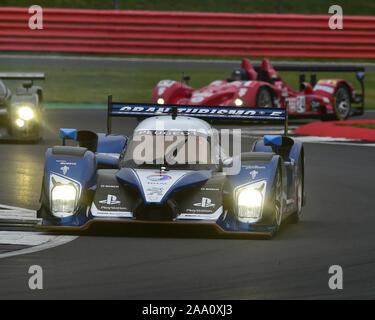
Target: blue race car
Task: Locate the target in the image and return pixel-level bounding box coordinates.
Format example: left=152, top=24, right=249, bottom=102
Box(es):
left=37, top=97, right=305, bottom=238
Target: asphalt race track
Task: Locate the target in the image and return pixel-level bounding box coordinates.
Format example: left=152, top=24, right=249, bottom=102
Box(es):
left=1, top=55, right=375, bottom=71
left=0, top=108, right=374, bottom=299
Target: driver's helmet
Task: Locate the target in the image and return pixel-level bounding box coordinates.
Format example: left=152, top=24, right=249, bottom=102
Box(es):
left=230, top=68, right=250, bottom=81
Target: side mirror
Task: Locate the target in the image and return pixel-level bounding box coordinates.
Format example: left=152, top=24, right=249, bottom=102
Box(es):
left=60, top=128, right=77, bottom=146
left=60, top=128, right=77, bottom=140
left=356, top=71, right=365, bottom=81
left=264, top=135, right=294, bottom=158
left=264, top=135, right=282, bottom=147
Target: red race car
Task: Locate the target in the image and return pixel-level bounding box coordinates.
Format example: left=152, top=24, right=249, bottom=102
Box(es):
left=152, top=58, right=365, bottom=120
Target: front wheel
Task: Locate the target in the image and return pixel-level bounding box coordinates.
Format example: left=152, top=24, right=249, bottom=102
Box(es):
left=256, top=87, right=273, bottom=108
left=288, top=158, right=303, bottom=224
left=270, top=168, right=283, bottom=237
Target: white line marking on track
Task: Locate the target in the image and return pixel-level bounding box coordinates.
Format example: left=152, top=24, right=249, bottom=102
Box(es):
left=0, top=231, right=61, bottom=246
left=0, top=204, right=78, bottom=259
left=0, top=205, right=40, bottom=223
left=0, top=232, right=78, bottom=259
left=0, top=204, right=35, bottom=213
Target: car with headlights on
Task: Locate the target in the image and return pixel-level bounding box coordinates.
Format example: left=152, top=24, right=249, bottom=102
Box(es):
left=0, top=73, right=45, bottom=142
left=152, top=58, right=365, bottom=121
left=37, top=99, right=305, bottom=238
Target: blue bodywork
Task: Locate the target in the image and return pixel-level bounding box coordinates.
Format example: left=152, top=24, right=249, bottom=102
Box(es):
left=60, top=128, right=77, bottom=140
left=38, top=131, right=304, bottom=236
left=38, top=104, right=304, bottom=237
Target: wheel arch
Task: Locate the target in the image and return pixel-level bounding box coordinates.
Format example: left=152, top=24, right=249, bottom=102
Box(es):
left=336, top=81, right=354, bottom=102
left=254, top=84, right=276, bottom=108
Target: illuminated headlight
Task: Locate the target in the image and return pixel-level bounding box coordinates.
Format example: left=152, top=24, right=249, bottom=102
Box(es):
left=15, top=119, right=25, bottom=128
left=236, top=180, right=266, bottom=223
left=49, top=174, right=81, bottom=218
left=234, top=98, right=244, bottom=107
left=18, top=106, right=35, bottom=121
left=157, top=97, right=165, bottom=105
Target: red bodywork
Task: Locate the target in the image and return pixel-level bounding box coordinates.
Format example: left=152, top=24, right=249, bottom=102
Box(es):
left=152, top=58, right=357, bottom=119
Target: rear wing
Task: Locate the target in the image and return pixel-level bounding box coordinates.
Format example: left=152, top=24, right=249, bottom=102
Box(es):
left=262, top=65, right=365, bottom=73
left=107, top=95, right=288, bottom=135
left=0, top=73, right=45, bottom=80
left=257, top=64, right=365, bottom=110
left=267, top=64, right=365, bottom=88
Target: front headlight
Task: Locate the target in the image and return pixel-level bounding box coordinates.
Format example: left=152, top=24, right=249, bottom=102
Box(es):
left=51, top=184, right=78, bottom=216
left=18, top=106, right=35, bottom=121
left=49, top=174, right=81, bottom=218
left=15, top=119, right=25, bottom=128
left=157, top=97, right=165, bottom=105
left=234, top=98, right=244, bottom=107
left=236, top=180, right=266, bottom=223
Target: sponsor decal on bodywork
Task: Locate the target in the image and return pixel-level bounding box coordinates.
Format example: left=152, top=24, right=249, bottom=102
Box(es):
left=157, top=80, right=176, bottom=87
left=60, top=166, right=69, bottom=175
left=92, top=172, right=134, bottom=217
left=111, top=104, right=285, bottom=120
left=178, top=175, right=225, bottom=218
left=249, top=170, right=258, bottom=179
left=99, top=194, right=121, bottom=205
left=194, top=197, right=215, bottom=208
left=313, top=85, right=334, bottom=94
left=135, top=169, right=190, bottom=203
left=287, top=96, right=306, bottom=113
left=147, top=174, right=172, bottom=182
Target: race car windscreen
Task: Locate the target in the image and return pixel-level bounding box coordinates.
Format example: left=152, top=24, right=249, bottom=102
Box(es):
left=121, top=130, right=219, bottom=170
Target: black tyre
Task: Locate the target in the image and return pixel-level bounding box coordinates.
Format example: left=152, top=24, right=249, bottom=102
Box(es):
left=334, top=84, right=351, bottom=120
left=322, top=84, right=351, bottom=121
left=270, top=167, right=283, bottom=237
left=288, top=158, right=303, bottom=224
left=256, top=87, right=273, bottom=108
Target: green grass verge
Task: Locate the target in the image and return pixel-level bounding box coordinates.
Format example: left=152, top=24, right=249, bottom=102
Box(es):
left=44, top=103, right=106, bottom=109
left=336, top=123, right=375, bottom=129
left=2, top=63, right=375, bottom=109
left=3, top=0, right=375, bottom=15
